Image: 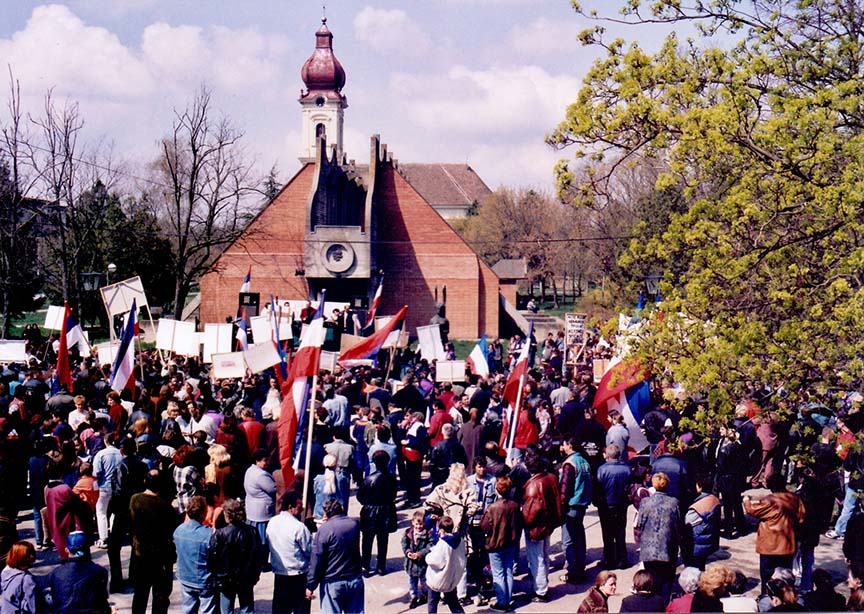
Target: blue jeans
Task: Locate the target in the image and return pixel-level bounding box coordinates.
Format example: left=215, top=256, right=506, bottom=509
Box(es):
left=427, top=588, right=463, bottom=613
left=835, top=486, right=858, bottom=536
left=488, top=546, right=516, bottom=606
left=219, top=587, right=254, bottom=614
left=32, top=505, right=44, bottom=545
left=797, top=544, right=815, bottom=593
left=321, top=576, right=364, bottom=614
left=409, top=575, right=427, bottom=600
left=180, top=583, right=218, bottom=614
left=562, top=506, right=587, bottom=576
left=525, top=536, right=550, bottom=596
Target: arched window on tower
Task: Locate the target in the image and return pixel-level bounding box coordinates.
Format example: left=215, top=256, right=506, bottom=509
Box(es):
left=316, top=123, right=326, bottom=139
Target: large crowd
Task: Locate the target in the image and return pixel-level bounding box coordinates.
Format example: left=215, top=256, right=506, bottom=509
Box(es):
left=0, top=325, right=863, bottom=613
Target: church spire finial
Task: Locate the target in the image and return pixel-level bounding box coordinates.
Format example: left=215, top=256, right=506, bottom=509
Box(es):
left=322, top=3, right=327, bottom=24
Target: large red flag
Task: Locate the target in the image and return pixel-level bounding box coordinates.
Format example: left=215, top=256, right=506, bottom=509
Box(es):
left=338, top=306, right=408, bottom=367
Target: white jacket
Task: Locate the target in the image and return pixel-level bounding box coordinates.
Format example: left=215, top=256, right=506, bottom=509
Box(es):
left=425, top=533, right=467, bottom=593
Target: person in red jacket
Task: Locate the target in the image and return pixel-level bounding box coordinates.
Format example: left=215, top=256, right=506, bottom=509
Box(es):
left=428, top=400, right=453, bottom=447
left=521, top=450, right=562, bottom=602
left=499, top=402, right=539, bottom=463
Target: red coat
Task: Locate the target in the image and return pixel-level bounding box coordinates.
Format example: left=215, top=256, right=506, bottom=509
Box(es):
left=499, top=409, right=539, bottom=451
left=428, top=410, right=453, bottom=447
left=45, top=482, right=90, bottom=560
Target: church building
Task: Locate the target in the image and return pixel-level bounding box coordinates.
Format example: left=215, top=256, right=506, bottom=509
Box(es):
left=199, top=19, right=506, bottom=340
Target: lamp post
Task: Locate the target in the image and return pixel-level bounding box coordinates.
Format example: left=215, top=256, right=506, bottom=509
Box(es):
left=107, top=262, right=117, bottom=285
left=645, top=273, right=661, bottom=298
left=80, top=272, right=102, bottom=329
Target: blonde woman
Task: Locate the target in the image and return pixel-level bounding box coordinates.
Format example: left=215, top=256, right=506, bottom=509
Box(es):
left=205, top=444, right=232, bottom=506
left=425, top=463, right=480, bottom=535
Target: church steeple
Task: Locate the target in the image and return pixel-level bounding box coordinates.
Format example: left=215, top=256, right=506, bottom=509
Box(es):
left=299, top=17, right=347, bottom=161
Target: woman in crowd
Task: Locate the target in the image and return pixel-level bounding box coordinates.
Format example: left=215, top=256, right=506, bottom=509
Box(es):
left=0, top=541, right=38, bottom=614
left=620, top=570, right=665, bottom=613
left=577, top=571, right=617, bottom=613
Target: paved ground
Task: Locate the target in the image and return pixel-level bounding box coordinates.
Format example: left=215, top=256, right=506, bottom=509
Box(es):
left=20, top=485, right=851, bottom=613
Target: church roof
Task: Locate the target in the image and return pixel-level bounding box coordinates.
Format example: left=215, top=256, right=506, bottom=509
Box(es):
left=300, top=18, right=346, bottom=100
left=398, top=164, right=492, bottom=209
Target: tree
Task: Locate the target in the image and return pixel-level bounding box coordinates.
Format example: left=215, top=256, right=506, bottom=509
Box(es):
left=550, top=0, right=864, bottom=419
left=151, top=87, right=260, bottom=316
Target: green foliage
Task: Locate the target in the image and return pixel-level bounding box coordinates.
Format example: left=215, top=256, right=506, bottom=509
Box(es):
left=553, top=0, right=864, bottom=419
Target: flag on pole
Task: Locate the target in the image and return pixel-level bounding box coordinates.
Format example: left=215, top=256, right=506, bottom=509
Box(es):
left=55, top=303, right=74, bottom=392
left=270, top=294, right=288, bottom=381
left=593, top=359, right=651, bottom=452
left=338, top=306, right=408, bottom=367
left=367, top=275, right=383, bottom=324
left=240, top=266, right=251, bottom=293
left=63, top=309, right=89, bottom=354
left=110, top=299, right=137, bottom=392
left=235, top=308, right=249, bottom=351
left=278, top=291, right=327, bottom=485
left=502, top=323, right=533, bottom=453
left=466, top=335, right=490, bottom=379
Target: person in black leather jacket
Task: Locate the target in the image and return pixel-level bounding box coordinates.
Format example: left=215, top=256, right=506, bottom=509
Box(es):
left=208, top=499, right=263, bottom=614
left=358, top=450, right=398, bottom=576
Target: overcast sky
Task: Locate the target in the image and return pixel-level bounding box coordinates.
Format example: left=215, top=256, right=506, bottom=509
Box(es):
left=0, top=1, right=674, bottom=193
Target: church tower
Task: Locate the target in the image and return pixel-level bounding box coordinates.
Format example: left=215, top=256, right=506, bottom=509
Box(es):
left=299, top=18, right=347, bottom=161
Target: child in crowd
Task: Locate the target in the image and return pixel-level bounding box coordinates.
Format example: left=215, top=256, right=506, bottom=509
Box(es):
left=402, top=510, right=431, bottom=609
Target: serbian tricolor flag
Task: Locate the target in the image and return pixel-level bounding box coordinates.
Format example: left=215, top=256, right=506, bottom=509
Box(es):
left=502, top=323, right=533, bottom=454
left=467, top=335, right=490, bottom=379
left=55, top=303, right=74, bottom=392
left=110, top=299, right=137, bottom=393
left=593, top=359, right=651, bottom=452
left=240, top=266, right=251, bottom=293
left=338, top=305, right=407, bottom=367
left=367, top=275, right=383, bottom=325
left=235, top=308, right=249, bottom=351
left=278, top=292, right=327, bottom=485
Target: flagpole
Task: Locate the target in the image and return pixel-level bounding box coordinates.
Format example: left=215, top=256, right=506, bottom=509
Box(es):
left=301, top=370, right=319, bottom=516
left=506, top=370, right=527, bottom=465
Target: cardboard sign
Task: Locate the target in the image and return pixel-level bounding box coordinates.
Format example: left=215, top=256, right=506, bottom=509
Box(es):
left=244, top=341, right=282, bottom=374
left=95, top=341, right=120, bottom=367
left=320, top=350, right=339, bottom=373
left=156, top=319, right=196, bottom=354
left=0, top=341, right=28, bottom=362
left=435, top=360, right=466, bottom=383
left=100, top=276, right=149, bottom=317
left=416, top=324, right=445, bottom=361
left=210, top=352, right=246, bottom=379
left=565, top=313, right=587, bottom=347
left=43, top=305, right=65, bottom=331
left=203, top=324, right=233, bottom=363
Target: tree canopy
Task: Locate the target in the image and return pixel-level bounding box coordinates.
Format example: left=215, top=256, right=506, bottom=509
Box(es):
left=550, top=0, right=864, bottom=415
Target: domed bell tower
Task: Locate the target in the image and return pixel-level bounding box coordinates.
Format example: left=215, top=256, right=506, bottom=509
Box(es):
left=299, top=18, right=347, bottom=162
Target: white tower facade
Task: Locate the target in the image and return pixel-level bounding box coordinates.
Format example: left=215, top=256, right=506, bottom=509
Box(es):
left=299, top=19, right=347, bottom=162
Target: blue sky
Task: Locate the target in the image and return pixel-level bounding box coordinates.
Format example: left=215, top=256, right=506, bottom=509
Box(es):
left=0, top=1, right=674, bottom=192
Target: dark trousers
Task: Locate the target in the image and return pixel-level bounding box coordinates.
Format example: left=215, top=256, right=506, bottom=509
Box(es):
left=564, top=505, right=587, bottom=575
left=467, top=525, right=489, bottom=585
left=759, top=553, right=793, bottom=595
left=130, top=554, right=173, bottom=614
left=428, top=588, right=464, bottom=613
left=644, top=560, right=676, bottom=604
left=361, top=527, right=390, bottom=573
left=273, top=573, right=310, bottom=614
left=598, top=504, right=627, bottom=566
left=404, top=459, right=422, bottom=502
left=107, top=506, right=130, bottom=587
left=720, top=486, right=746, bottom=534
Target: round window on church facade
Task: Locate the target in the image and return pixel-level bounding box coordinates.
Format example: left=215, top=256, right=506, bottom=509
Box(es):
left=323, top=242, right=355, bottom=273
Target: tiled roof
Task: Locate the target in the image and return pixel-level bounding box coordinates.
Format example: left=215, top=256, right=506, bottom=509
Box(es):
left=399, top=163, right=492, bottom=208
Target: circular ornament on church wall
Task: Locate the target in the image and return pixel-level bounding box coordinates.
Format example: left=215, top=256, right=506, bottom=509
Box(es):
left=323, top=242, right=355, bottom=273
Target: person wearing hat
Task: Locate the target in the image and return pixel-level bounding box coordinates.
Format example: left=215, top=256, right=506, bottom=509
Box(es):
left=313, top=455, right=345, bottom=523
left=47, top=531, right=112, bottom=614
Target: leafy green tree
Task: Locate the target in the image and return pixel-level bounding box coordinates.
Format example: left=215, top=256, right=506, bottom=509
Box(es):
left=550, top=0, right=864, bottom=418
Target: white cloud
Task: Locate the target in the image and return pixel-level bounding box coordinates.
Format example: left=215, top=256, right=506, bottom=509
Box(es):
left=353, top=7, right=431, bottom=55
left=507, top=17, right=583, bottom=59
left=397, top=64, right=580, bottom=137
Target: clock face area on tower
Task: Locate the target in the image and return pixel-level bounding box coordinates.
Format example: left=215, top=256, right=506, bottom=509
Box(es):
left=316, top=96, right=325, bottom=107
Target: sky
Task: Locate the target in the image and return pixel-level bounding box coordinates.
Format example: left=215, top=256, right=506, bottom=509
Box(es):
left=0, top=1, right=675, bottom=193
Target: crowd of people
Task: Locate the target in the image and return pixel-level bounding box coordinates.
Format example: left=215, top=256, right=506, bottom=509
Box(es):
left=0, top=324, right=861, bottom=613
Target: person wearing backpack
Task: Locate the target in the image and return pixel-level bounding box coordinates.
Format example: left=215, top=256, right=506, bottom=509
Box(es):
left=683, top=474, right=721, bottom=570
left=559, top=436, right=593, bottom=584
left=521, top=450, right=562, bottom=603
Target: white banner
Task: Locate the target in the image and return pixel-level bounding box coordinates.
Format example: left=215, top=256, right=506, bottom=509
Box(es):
left=210, top=352, right=246, bottom=379
left=43, top=305, right=65, bottom=331
left=435, top=360, right=466, bottom=383
left=320, top=350, right=339, bottom=373
left=243, top=341, right=282, bottom=374
left=95, top=341, right=120, bottom=367
left=0, top=341, right=28, bottom=362
left=203, top=324, right=233, bottom=363
left=100, top=276, right=149, bottom=317
left=416, top=324, right=445, bottom=361
left=156, top=319, right=197, bottom=354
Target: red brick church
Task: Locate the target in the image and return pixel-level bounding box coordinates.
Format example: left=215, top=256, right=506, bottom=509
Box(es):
left=200, top=19, right=507, bottom=340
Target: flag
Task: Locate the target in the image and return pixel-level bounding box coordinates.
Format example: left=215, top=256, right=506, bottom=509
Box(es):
left=277, top=291, right=327, bottom=485
left=593, top=359, right=651, bottom=452
left=338, top=305, right=408, bottom=367
left=110, top=300, right=137, bottom=392
left=467, top=335, right=490, bottom=379
left=240, top=266, right=251, bottom=293
left=55, top=303, right=73, bottom=392
left=367, top=275, right=383, bottom=324
left=235, top=308, right=249, bottom=351
left=502, top=323, right=533, bottom=454
left=63, top=309, right=89, bottom=354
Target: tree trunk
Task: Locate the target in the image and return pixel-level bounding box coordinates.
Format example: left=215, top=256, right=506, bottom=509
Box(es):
left=552, top=277, right=559, bottom=308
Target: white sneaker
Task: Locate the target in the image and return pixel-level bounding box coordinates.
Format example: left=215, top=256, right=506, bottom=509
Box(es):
left=826, top=529, right=841, bottom=539
left=94, top=539, right=108, bottom=549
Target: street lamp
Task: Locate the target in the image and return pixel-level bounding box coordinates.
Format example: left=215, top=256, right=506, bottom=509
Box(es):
left=645, top=273, right=661, bottom=297
left=80, top=272, right=102, bottom=292
left=107, top=262, right=117, bottom=285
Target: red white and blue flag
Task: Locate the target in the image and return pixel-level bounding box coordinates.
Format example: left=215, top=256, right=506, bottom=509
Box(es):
left=240, top=266, right=251, bottom=293
left=278, top=291, right=327, bottom=484
left=235, top=308, right=249, bottom=351
left=338, top=305, right=408, bottom=367
left=467, top=335, right=490, bottom=379
left=110, top=299, right=137, bottom=393
left=366, top=275, right=383, bottom=325
left=593, top=359, right=651, bottom=452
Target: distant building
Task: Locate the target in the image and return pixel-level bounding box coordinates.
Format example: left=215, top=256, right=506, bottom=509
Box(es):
left=200, top=19, right=510, bottom=339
